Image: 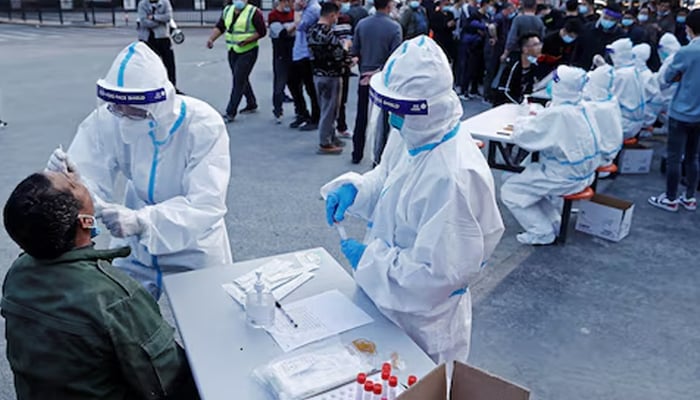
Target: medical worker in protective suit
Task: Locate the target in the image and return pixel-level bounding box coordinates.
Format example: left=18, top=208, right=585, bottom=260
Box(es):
left=582, top=62, right=623, bottom=166
left=632, top=43, right=661, bottom=129
left=651, top=33, right=682, bottom=129
left=46, top=42, right=232, bottom=299
left=607, top=38, right=646, bottom=140
left=321, top=36, right=504, bottom=363
left=501, top=66, right=600, bottom=245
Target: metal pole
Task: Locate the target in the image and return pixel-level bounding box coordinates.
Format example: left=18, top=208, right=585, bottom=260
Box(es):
left=111, top=1, right=115, bottom=26
left=200, top=5, right=204, bottom=26
left=38, top=6, right=42, bottom=23
left=58, top=0, right=64, bottom=24
left=91, top=1, right=95, bottom=24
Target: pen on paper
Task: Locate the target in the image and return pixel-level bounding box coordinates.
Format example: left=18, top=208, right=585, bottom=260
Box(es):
left=275, top=301, right=298, bottom=328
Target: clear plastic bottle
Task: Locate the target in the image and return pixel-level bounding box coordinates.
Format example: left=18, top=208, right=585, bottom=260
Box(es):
left=246, top=271, right=275, bottom=329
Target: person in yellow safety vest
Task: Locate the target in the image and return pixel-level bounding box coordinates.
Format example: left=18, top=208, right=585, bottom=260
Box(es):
left=207, top=0, right=267, bottom=123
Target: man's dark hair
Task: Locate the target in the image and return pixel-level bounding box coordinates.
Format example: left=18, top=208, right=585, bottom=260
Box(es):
left=678, top=7, right=690, bottom=15
left=374, top=0, right=390, bottom=10
left=321, top=1, right=339, bottom=15
left=688, top=9, right=700, bottom=34
left=522, top=0, right=536, bottom=10
left=565, top=0, right=577, bottom=12
left=604, top=2, right=622, bottom=15
left=3, top=173, right=81, bottom=259
left=536, top=4, right=550, bottom=13
left=563, top=16, right=583, bottom=34
left=518, top=31, right=541, bottom=49
left=659, top=0, right=671, bottom=5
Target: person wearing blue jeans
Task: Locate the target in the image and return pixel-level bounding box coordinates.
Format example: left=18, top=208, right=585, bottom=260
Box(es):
left=648, top=9, right=700, bottom=212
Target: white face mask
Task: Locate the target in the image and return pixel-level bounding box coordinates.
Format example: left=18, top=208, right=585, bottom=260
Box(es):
left=118, top=118, right=156, bottom=144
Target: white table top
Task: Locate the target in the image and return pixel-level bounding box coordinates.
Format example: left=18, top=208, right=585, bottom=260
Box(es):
left=164, top=247, right=436, bottom=400
left=460, top=103, right=521, bottom=144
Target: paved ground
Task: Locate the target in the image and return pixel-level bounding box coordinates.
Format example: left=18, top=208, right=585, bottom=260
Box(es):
left=0, top=24, right=698, bottom=400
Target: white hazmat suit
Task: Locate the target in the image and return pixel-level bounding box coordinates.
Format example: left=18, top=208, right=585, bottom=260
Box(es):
left=321, top=36, right=504, bottom=363
left=52, top=42, right=232, bottom=298
left=582, top=64, right=623, bottom=165
left=608, top=38, right=646, bottom=139
left=632, top=43, right=661, bottom=127
left=653, top=33, right=682, bottom=124
left=501, top=66, right=600, bottom=245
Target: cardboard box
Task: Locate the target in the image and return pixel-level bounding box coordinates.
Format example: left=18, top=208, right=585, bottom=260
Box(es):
left=574, top=194, right=634, bottom=242
left=619, top=144, right=654, bottom=174
left=398, top=362, right=530, bottom=400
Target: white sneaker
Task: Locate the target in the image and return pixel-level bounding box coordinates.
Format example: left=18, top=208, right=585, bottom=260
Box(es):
left=679, top=195, right=697, bottom=211
left=648, top=193, right=679, bottom=212
left=516, top=232, right=556, bottom=246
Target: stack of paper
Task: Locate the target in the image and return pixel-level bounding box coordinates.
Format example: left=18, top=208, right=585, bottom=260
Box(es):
left=222, top=257, right=318, bottom=305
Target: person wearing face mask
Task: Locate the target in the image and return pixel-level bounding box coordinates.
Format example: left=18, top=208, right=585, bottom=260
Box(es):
left=607, top=38, right=646, bottom=140
left=620, top=9, right=662, bottom=72
left=45, top=42, right=232, bottom=300
left=332, top=0, right=355, bottom=139
left=207, top=0, right=267, bottom=123
left=136, top=0, right=180, bottom=92
left=572, top=2, right=624, bottom=70
left=540, top=18, right=582, bottom=74
left=322, top=35, right=504, bottom=363
left=503, top=0, right=545, bottom=60
left=268, top=0, right=296, bottom=124
left=2, top=172, right=200, bottom=400
left=501, top=65, right=601, bottom=245
left=675, top=8, right=690, bottom=45
left=493, top=32, right=542, bottom=105
left=400, top=0, right=430, bottom=39
left=484, top=2, right=514, bottom=100
left=459, top=0, right=492, bottom=99
left=656, top=0, right=675, bottom=34
left=430, top=0, right=458, bottom=61
left=577, top=0, right=597, bottom=24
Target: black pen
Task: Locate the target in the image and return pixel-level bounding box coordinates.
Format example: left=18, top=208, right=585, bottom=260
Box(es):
left=275, top=301, right=298, bottom=328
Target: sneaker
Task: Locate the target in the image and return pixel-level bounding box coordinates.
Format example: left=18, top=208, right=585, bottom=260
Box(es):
left=239, top=105, right=258, bottom=114
left=222, top=114, right=236, bottom=123
left=351, top=156, right=362, bottom=164
left=337, top=130, right=352, bottom=139
left=0, top=120, right=7, bottom=128
left=648, top=193, right=679, bottom=212
left=299, top=121, right=318, bottom=131
left=289, top=116, right=308, bottom=129
left=458, top=93, right=470, bottom=101
left=516, top=231, right=556, bottom=246
left=333, top=138, right=346, bottom=147
left=679, top=195, right=697, bottom=211
left=274, top=115, right=282, bottom=125
left=317, top=144, right=343, bottom=155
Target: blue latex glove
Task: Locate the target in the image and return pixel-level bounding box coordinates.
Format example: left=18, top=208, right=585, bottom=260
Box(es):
left=325, top=184, right=358, bottom=226
left=341, top=239, right=367, bottom=270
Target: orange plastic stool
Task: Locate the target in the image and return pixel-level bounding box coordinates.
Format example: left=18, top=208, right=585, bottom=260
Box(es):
left=558, top=187, right=595, bottom=244
left=592, top=164, right=618, bottom=191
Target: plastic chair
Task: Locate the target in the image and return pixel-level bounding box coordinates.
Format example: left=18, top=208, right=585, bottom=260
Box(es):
left=558, top=187, right=595, bottom=245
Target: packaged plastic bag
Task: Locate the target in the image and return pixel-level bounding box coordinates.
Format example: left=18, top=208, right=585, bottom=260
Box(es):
left=253, top=341, right=372, bottom=400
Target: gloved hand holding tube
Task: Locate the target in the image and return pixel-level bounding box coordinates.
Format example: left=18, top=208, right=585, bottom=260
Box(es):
left=325, top=184, right=358, bottom=226
left=341, top=239, right=366, bottom=270
left=101, top=204, right=144, bottom=238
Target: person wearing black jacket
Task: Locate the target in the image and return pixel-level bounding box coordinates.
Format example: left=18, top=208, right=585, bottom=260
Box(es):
left=572, top=3, right=625, bottom=70
left=539, top=17, right=582, bottom=76
left=269, top=0, right=296, bottom=123
left=492, top=32, right=542, bottom=106
left=430, top=0, right=457, bottom=62
left=621, top=9, right=661, bottom=71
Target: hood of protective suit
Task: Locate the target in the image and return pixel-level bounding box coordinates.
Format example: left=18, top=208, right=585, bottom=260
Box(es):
left=632, top=43, right=651, bottom=71
left=550, top=66, right=588, bottom=106
left=607, top=38, right=635, bottom=68
left=96, top=42, right=180, bottom=139
left=583, top=64, right=615, bottom=102
left=658, top=33, right=681, bottom=61
left=370, top=35, right=462, bottom=152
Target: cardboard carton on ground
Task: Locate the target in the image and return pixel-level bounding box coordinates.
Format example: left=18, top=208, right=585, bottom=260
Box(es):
left=575, top=194, right=634, bottom=242
left=398, top=362, right=530, bottom=400
left=619, top=144, right=654, bottom=174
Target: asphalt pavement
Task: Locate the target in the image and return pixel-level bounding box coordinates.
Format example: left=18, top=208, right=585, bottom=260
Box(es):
left=0, top=24, right=698, bottom=400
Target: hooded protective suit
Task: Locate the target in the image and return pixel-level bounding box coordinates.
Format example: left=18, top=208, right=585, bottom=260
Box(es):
left=66, top=42, right=232, bottom=298
left=653, top=33, right=682, bottom=122
left=321, top=36, right=504, bottom=363
left=632, top=43, right=661, bottom=127
left=501, top=66, right=600, bottom=245
left=607, top=38, right=646, bottom=139
left=583, top=64, right=623, bottom=165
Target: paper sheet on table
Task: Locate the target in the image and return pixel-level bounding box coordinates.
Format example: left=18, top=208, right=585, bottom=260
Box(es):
left=267, top=289, right=374, bottom=352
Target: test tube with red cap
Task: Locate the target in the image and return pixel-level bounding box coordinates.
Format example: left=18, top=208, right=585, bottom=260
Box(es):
left=363, top=380, right=374, bottom=400
left=387, top=376, right=398, bottom=400
left=380, top=369, right=390, bottom=400
left=407, top=375, right=418, bottom=387
left=355, top=373, right=367, bottom=400
left=372, top=383, right=383, bottom=400
left=382, top=362, right=392, bottom=374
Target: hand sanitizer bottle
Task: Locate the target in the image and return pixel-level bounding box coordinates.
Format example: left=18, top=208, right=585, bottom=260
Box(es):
left=246, top=271, right=275, bottom=329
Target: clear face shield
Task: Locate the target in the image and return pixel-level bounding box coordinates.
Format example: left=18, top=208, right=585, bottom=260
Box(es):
left=96, top=80, right=167, bottom=144
left=367, top=78, right=429, bottom=162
